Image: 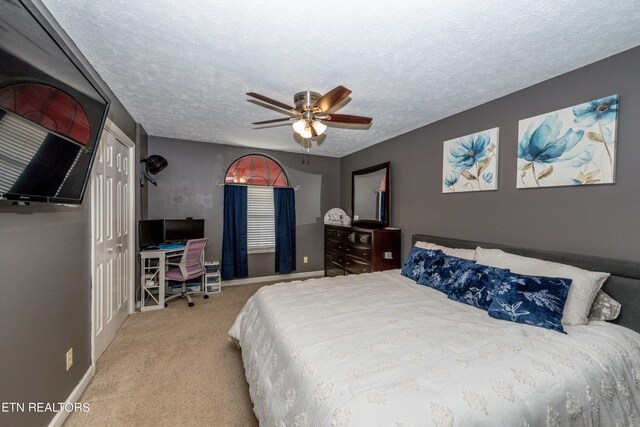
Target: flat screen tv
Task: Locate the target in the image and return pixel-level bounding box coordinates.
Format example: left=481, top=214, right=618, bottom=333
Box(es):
left=164, top=219, right=205, bottom=242
left=0, top=0, right=110, bottom=204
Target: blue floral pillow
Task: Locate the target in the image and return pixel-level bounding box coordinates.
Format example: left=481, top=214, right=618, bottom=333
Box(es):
left=487, top=272, right=572, bottom=333
left=447, top=263, right=511, bottom=310
left=417, top=255, right=476, bottom=292
left=401, top=246, right=443, bottom=281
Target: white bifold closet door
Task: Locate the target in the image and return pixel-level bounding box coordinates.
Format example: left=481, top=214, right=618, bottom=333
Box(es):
left=92, top=126, right=131, bottom=361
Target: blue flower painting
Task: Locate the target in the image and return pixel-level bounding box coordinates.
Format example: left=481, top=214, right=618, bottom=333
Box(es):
left=517, top=95, right=618, bottom=188
left=442, top=127, right=499, bottom=193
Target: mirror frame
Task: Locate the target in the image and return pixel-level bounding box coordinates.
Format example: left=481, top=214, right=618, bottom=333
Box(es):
left=351, top=161, right=390, bottom=228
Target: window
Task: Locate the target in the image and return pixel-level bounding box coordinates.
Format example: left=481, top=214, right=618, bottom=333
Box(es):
left=224, top=154, right=289, bottom=254
left=247, top=186, right=275, bottom=252
left=225, top=154, right=288, bottom=186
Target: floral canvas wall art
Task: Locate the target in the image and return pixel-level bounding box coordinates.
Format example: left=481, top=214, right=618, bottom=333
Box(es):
left=517, top=94, right=618, bottom=188
left=442, top=127, right=499, bottom=193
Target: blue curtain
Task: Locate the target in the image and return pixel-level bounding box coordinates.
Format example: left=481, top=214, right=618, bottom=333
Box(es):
left=274, top=187, right=296, bottom=274
left=222, top=185, right=248, bottom=280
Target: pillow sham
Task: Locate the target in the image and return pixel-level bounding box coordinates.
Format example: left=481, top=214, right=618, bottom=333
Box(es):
left=588, top=290, right=621, bottom=321
left=401, top=246, right=443, bottom=281
left=417, top=254, right=475, bottom=293
left=447, top=263, right=511, bottom=310
left=415, top=241, right=476, bottom=260
left=475, top=247, right=609, bottom=326
left=487, top=271, right=572, bottom=333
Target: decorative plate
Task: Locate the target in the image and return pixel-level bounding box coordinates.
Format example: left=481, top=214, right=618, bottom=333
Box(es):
left=324, top=208, right=349, bottom=225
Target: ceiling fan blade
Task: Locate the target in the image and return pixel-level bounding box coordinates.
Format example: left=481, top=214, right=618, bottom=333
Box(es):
left=247, top=92, right=295, bottom=112
left=324, top=114, right=372, bottom=124
left=247, top=99, right=298, bottom=116
left=253, top=123, right=292, bottom=129
left=252, top=117, right=294, bottom=125
left=312, top=85, right=352, bottom=112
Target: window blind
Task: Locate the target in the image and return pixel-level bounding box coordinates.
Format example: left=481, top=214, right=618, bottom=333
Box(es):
left=247, top=185, right=275, bottom=252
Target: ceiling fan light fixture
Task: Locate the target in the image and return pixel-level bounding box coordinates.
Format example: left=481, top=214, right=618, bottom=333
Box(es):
left=311, top=120, right=327, bottom=135
left=300, top=126, right=313, bottom=139
left=292, top=118, right=307, bottom=135
left=247, top=86, right=372, bottom=151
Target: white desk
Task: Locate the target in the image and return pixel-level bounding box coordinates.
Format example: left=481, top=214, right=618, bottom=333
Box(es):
left=140, top=246, right=203, bottom=311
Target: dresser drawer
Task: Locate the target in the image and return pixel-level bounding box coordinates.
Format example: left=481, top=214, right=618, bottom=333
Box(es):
left=325, top=250, right=344, bottom=266
left=348, top=232, right=372, bottom=246
left=345, top=244, right=371, bottom=261
left=345, top=256, right=372, bottom=274
left=326, top=227, right=349, bottom=241
left=326, top=239, right=346, bottom=253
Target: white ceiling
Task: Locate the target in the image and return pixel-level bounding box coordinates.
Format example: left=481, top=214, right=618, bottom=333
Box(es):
left=42, top=0, right=640, bottom=157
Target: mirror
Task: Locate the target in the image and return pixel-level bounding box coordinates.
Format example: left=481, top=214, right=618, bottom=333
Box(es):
left=352, top=162, right=390, bottom=228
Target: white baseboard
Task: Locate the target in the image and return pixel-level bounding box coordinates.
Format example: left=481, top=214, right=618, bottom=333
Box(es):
left=48, top=364, right=95, bottom=427
left=222, top=270, right=324, bottom=287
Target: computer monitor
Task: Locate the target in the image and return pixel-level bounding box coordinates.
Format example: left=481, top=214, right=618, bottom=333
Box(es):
left=138, top=219, right=164, bottom=249
left=164, top=219, right=205, bottom=242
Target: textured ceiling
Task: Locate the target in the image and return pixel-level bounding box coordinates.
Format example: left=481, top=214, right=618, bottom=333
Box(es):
left=42, top=0, right=640, bottom=157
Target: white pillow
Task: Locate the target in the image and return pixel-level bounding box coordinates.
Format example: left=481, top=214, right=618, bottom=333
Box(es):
left=415, top=241, right=475, bottom=260
left=474, top=247, right=610, bottom=326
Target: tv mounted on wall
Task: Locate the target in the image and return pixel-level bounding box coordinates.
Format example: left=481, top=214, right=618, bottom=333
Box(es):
left=0, top=0, right=110, bottom=204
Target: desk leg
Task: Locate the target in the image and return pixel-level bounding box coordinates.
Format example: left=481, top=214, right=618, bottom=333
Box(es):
left=159, top=254, right=166, bottom=309
left=140, top=253, right=164, bottom=312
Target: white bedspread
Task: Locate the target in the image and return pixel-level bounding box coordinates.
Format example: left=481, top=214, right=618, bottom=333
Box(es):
left=229, top=270, right=640, bottom=426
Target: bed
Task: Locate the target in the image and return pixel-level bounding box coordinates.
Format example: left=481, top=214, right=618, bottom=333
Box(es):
left=229, top=235, right=640, bottom=426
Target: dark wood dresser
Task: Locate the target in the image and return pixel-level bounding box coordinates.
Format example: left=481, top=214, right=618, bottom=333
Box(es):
left=324, top=225, right=401, bottom=277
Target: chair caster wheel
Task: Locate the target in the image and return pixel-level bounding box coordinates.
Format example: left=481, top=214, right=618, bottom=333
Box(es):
left=204, top=294, right=209, bottom=299
left=189, top=302, right=195, bottom=307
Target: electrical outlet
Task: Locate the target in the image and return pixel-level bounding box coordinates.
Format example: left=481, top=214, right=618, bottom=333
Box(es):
left=384, top=252, right=393, bottom=259
left=303, top=256, right=308, bottom=264
left=66, top=348, right=73, bottom=371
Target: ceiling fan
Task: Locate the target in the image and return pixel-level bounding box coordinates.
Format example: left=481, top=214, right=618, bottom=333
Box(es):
left=247, top=85, right=372, bottom=139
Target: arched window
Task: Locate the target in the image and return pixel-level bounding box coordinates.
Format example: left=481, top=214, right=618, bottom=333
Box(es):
left=224, top=154, right=289, bottom=187
left=224, top=154, right=290, bottom=254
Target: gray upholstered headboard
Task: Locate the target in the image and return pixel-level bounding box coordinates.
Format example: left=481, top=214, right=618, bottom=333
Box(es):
left=412, top=234, right=640, bottom=334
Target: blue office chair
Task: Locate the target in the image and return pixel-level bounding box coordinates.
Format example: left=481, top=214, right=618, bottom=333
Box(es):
left=164, top=238, right=208, bottom=307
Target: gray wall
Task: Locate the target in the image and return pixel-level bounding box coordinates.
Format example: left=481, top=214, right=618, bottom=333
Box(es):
left=135, top=124, right=149, bottom=292
left=341, top=46, right=640, bottom=263
left=136, top=123, right=150, bottom=222
left=0, top=2, right=139, bottom=426
left=148, top=137, right=341, bottom=277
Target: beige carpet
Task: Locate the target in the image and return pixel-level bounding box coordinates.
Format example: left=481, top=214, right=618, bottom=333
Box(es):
left=64, top=283, right=267, bottom=427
